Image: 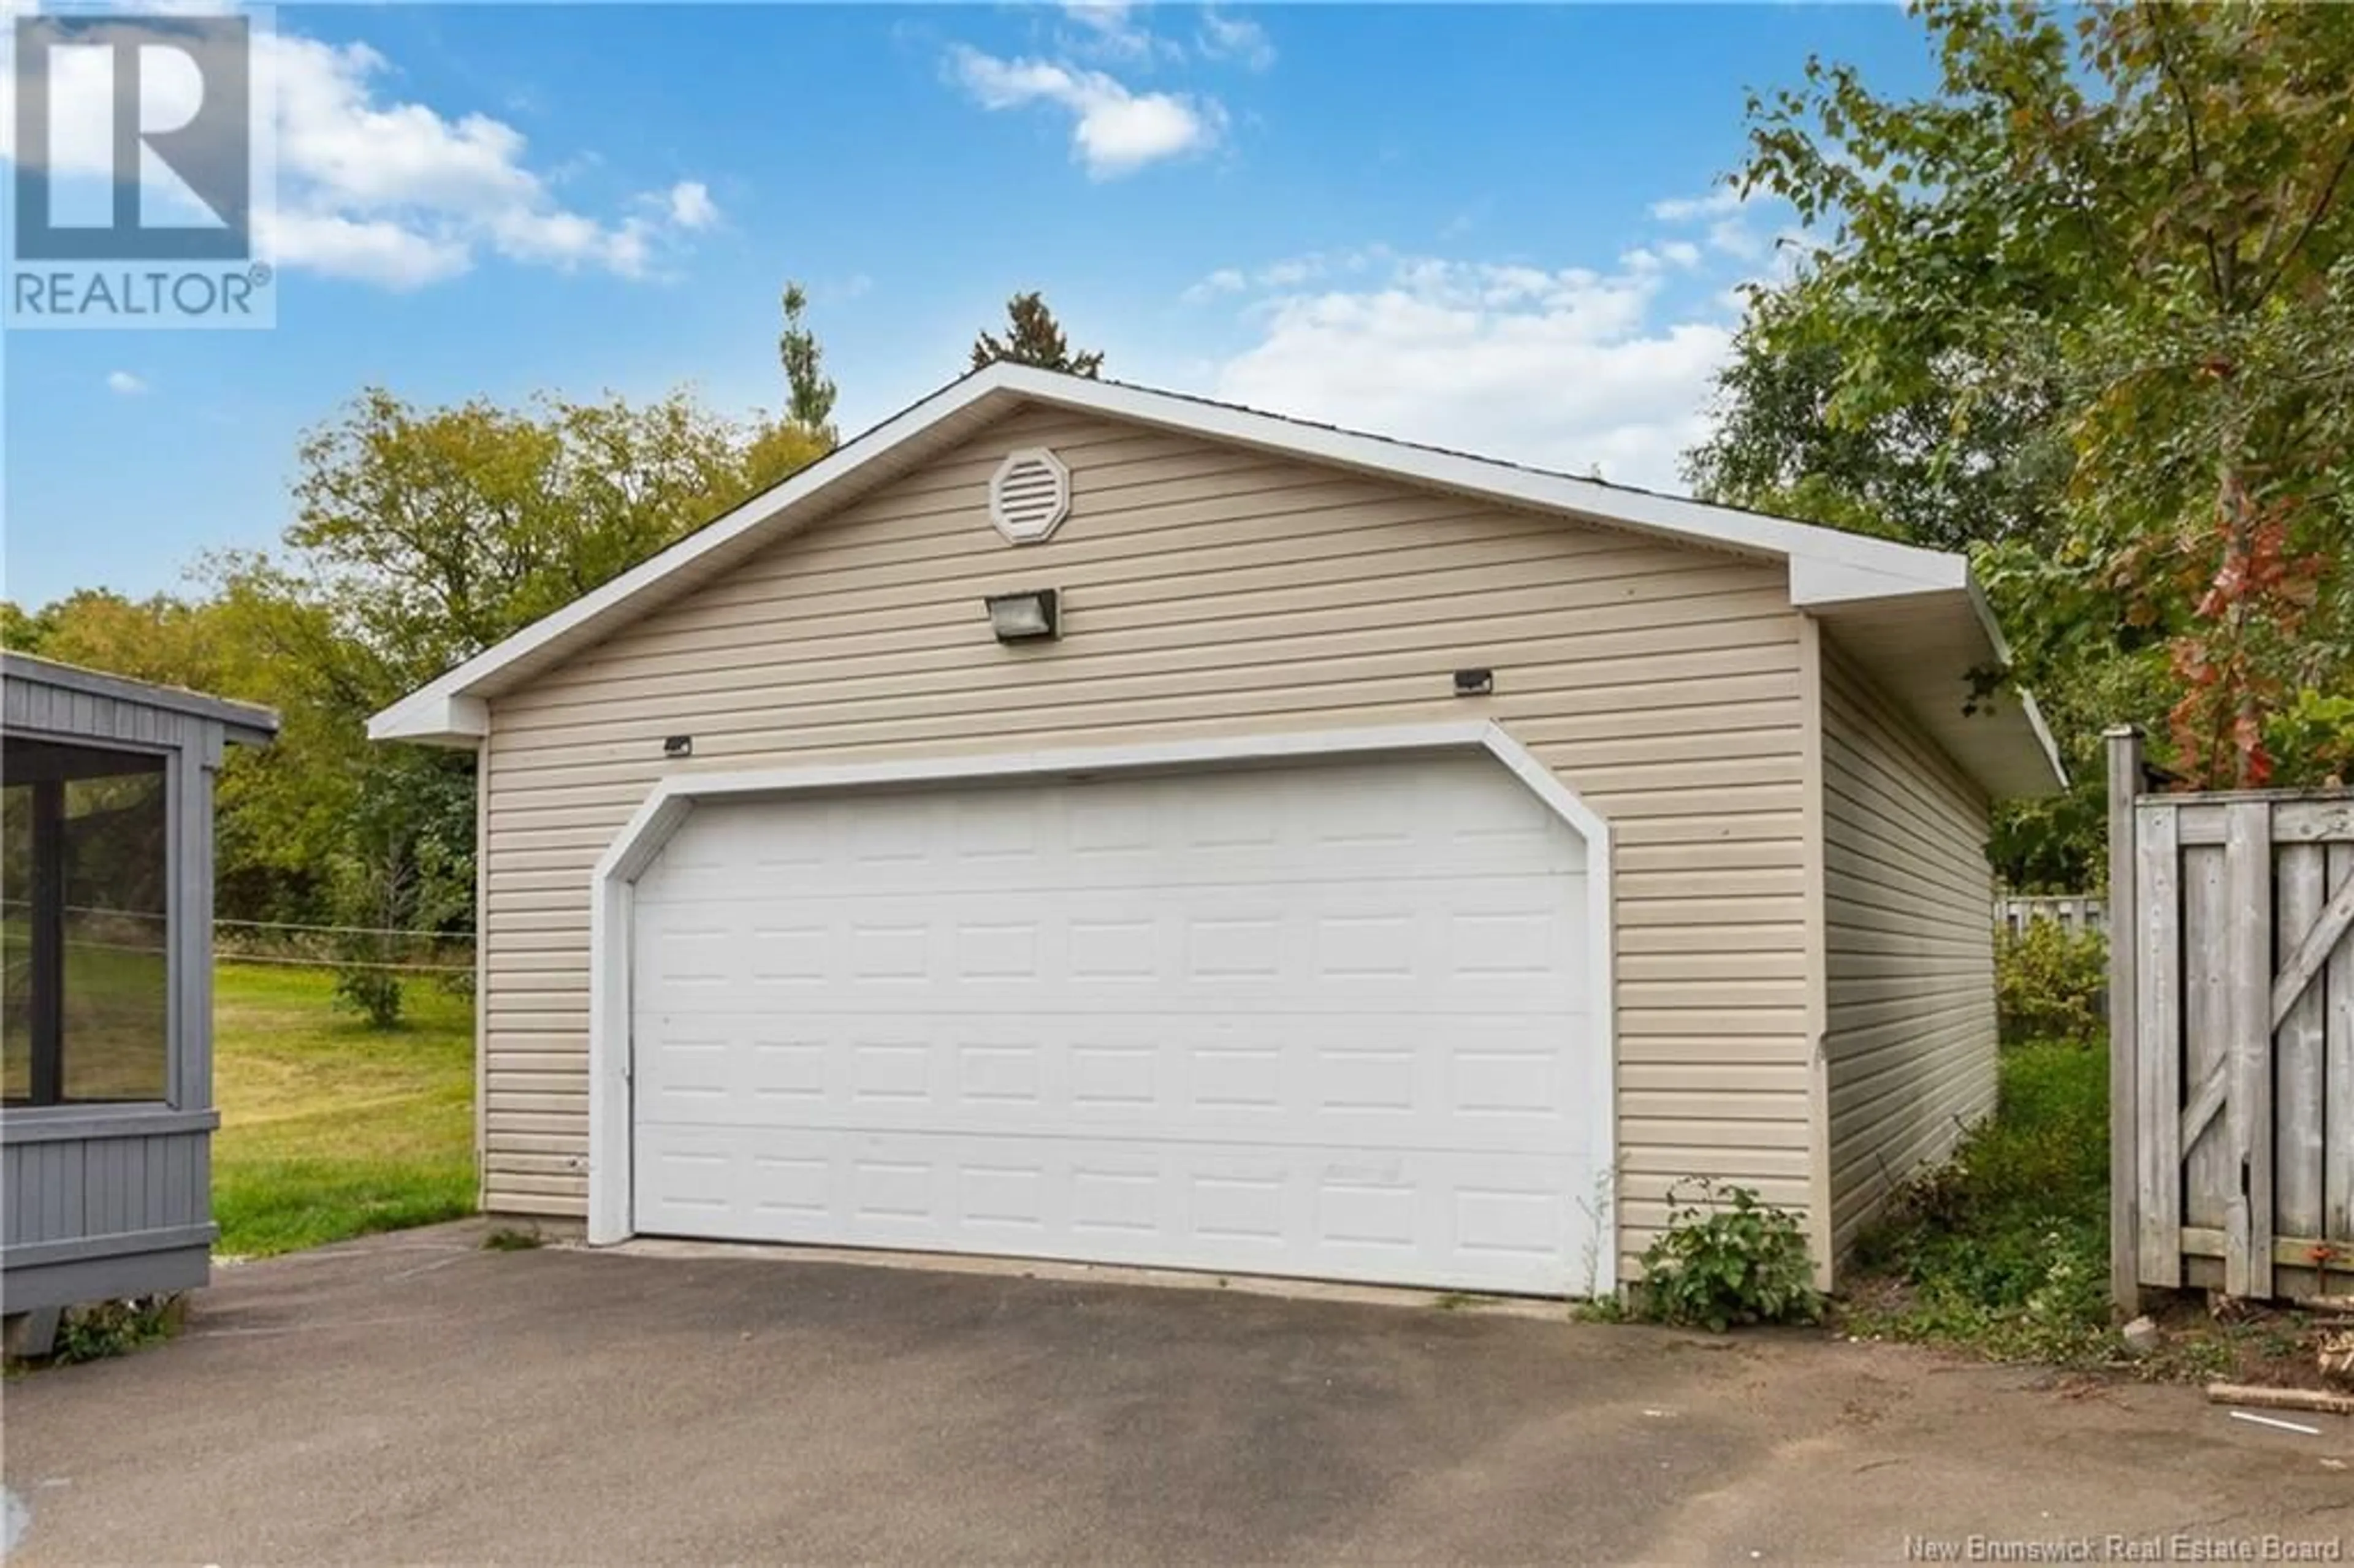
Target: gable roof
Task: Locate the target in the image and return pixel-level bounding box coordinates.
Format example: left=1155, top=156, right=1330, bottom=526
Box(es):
left=368, top=361, right=2065, bottom=797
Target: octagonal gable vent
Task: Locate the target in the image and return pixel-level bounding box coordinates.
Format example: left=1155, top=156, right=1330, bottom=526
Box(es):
left=989, top=448, right=1071, bottom=544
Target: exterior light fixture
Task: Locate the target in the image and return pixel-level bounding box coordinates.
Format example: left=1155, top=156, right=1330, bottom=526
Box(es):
left=985, top=588, right=1060, bottom=644
left=1453, top=668, right=1495, bottom=697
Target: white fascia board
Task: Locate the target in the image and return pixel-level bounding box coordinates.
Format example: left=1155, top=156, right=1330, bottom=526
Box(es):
left=1962, top=571, right=2018, bottom=669
left=2017, top=686, right=2070, bottom=791
left=370, top=360, right=1979, bottom=744
left=366, top=690, right=489, bottom=746
left=1787, top=549, right=1968, bottom=607
left=1962, top=573, right=2066, bottom=786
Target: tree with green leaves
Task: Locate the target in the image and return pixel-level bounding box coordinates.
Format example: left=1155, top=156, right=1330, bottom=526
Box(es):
left=1703, top=0, right=2354, bottom=802
left=8, top=383, right=837, bottom=1022
left=777, top=281, right=838, bottom=438
left=0, top=601, right=58, bottom=653
left=290, top=388, right=831, bottom=690
left=1689, top=279, right=2071, bottom=554
left=970, top=291, right=1105, bottom=378
left=283, top=386, right=833, bottom=1018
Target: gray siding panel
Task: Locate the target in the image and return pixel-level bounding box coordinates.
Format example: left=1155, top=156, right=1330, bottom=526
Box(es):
left=1, top=1130, right=210, bottom=1251
left=2, top=1243, right=208, bottom=1314
left=2, top=659, right=259, bottom=1314
left=148, top=1136, right=169, bottom=1231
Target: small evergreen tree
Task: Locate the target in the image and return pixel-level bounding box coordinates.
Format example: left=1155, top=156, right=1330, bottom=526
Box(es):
left=777, top=281, right=838, bottom=437
left=970, top=291, right=1105, bottom=378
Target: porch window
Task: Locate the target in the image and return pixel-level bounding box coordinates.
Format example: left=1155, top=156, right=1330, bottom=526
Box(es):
left=2, top=739, right=171, bottom=1106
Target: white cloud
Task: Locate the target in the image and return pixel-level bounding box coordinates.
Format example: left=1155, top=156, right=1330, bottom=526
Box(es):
left=1659, top=239, right=1703, bottom=268
left=1649, top=186, right=1746, bottom=222
left=1197, top=8, right=1275, bottom=70
left=1705, top=216, right=1767, bottom=261
left=1059, top=1, right=1165, bottom=63
left=1202, top=251, right=1737, bottom=492
left=1648, top=183, right=1796, bottom=264
left=3, top=16, right=720, bottom=290
left=1181, top=266, right=1248, bottom=302
left=105, top=370, right=149, bottom=396
left=664, top=180, right=718, bottom=231
left=950, top=47, right=1223, bottom=178
left=1181, top=246, right=1388, bottom=303
left=253, top=210, right=473, bottom=288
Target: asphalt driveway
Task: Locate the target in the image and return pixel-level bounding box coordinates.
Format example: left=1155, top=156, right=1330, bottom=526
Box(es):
left=4, top=1223, right=2348, bottom=1565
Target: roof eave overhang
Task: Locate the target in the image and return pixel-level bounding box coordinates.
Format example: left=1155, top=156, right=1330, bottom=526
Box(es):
left=366, top=691, right=489, bottom=748
left=1803, top=576, right=2069, bottom=800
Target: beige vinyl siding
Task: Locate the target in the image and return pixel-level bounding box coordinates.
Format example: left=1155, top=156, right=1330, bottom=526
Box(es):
left=1820, top=637, right=1998, bottom=1258
left=479, top=403, right=1816, bottom=1274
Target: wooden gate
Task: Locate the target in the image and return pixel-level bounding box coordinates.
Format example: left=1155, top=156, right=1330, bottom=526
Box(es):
left=2108, top=728, right=2354, bottom=1307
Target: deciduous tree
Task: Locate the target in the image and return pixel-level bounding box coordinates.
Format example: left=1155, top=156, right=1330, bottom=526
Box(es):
left=1705, top=0, right=2354, bottom=804
left=9, top=383, right=835, bottom=1013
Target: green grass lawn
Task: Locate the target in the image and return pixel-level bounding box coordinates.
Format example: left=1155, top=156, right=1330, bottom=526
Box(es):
left=212, top=962, right=476, bottom=1257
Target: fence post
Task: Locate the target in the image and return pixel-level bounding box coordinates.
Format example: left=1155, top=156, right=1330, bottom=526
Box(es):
left=2106, top=725, right=2146, bottom=1315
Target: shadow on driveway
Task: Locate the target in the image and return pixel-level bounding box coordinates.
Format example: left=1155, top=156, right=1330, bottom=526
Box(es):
left=6, top=1222, right=2348, bottom=1564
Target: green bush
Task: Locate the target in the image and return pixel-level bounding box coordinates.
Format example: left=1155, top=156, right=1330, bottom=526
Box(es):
left=1995, top=919, right=2107, bottom=1045
left=51, top=1295, right=181, bottom=1365
left=1636, top=1179, right=1823, bottom=1332
left=332, top=967, right=404, bottom=1029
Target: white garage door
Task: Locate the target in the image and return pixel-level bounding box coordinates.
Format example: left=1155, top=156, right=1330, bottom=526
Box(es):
left=628, top=752, right=1599, bottom=1293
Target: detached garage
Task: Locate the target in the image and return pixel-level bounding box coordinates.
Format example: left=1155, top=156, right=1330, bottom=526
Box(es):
left=371, top=363, right=2065, bottom=1296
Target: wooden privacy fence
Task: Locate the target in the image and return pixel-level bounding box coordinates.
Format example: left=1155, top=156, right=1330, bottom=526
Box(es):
left=2108, top=727, right=2354, bottom=1308
left=1996, top=895, right=2108, bottom=938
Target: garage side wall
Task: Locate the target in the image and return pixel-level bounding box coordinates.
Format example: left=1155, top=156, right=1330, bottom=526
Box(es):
left=1819, top=637, right=1998, bottom=1259
left=481, top=404, right=1818, bottom=1276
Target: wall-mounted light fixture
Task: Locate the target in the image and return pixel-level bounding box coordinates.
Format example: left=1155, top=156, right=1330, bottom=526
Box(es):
left=1453, top=668, right=1495, bottom=697
left=663, top=734, right=695, bottom=758
left=985, top=588, right=1061, bottom=644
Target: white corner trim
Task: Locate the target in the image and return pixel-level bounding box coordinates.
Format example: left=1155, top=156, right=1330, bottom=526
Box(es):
left=372, top=361, right=1984, bottom=745
left=581, top=720, right=1621, bottom=1292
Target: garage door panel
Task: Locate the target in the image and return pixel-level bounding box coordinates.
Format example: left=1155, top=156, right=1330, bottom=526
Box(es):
left=633, top=1122, right=1590, bottom=1293
left=639, top=851, right=1587, bottom=906
left=636, top=768, right=1580, bottom=909
left=630, top=752, right=1601, bottom=1293
left=634, top=1007, right=1593, bottom=1154
left=634, top=887, right=1590, bottom=1018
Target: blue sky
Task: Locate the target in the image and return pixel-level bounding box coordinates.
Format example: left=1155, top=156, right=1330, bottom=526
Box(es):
left=4, top=3, right=1936, bottom=609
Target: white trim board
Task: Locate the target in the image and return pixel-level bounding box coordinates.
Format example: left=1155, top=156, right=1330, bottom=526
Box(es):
left=368, top=363, right=2059, bottom=796
left=583, top=720, right=1620, bottom=1294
